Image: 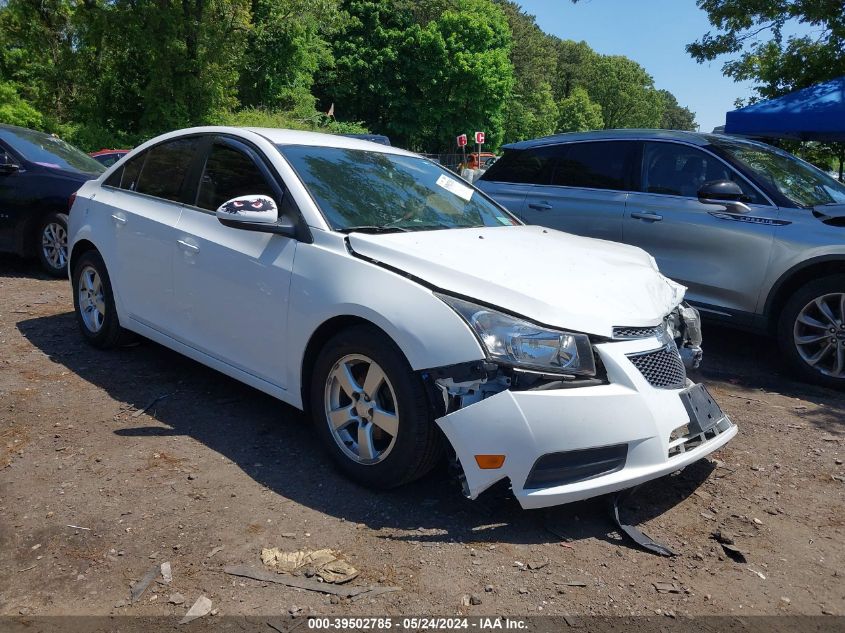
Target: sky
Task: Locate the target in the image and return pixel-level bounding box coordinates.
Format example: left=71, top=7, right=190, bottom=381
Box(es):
left=516, top=0, right=758, bottom=133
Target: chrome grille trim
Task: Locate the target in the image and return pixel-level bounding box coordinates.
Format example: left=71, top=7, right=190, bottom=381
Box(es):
left=626, top=342, right=687, bottom=389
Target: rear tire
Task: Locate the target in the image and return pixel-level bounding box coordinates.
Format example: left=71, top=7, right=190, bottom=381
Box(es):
left=71, top=250, right=124, bottom=349
left=310, top=325, right=443, bottom=488
left=778, top=274, right=845, bottom=389
left=37, top=212, right=69, bottom=277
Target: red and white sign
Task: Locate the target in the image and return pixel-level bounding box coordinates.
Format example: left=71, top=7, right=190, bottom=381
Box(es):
left=456, top=134, right=468, bottom=148
left=475, top=131, right=485, bottom=144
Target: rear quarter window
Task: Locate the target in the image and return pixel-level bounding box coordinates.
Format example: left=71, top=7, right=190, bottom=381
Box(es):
left=481, top=148, right=555, bottom=184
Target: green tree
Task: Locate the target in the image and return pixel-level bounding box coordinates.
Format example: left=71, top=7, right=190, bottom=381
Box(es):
left=556, top=87, right=603, bottom=132
left=239, top=0, right=340, bottom=112
left=688, top=0, right=845, bottom=178
left=687, top=0, right=845, bottom=98
left=316, top=0, right=513, bottom=151
left=658, top=89, right=697, bottom=131
left=495, top=1, right=559, bottom=142
left=0, top=80, right=43, bottom=128
left=0, top=0, right=76, bottom=120
left=552, top=39, right=596, bottom=100
left=583, top=55, right=664, bottom=128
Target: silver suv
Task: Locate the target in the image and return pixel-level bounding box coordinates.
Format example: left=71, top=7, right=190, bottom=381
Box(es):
left=476, top=130, right=845, bottom=388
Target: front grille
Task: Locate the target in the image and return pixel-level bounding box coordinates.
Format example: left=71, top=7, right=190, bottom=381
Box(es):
left=613, top=325, right=662, bottom=340
left=626, top=342, right=686, bottom=389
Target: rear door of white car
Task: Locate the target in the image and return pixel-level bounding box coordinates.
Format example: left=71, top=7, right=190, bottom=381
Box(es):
left=96, top=136, right=203, bottom=333
left=172, top=136, right=297, bottom=389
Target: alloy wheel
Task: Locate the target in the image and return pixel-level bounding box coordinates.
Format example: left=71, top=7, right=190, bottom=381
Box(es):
left=41, top=222, right=67, bottom=271
left=793, top=292, right=845, bottom=378
left=77, top=265, right=106, bottom=333
left=324, top=354, right=400, bottom=465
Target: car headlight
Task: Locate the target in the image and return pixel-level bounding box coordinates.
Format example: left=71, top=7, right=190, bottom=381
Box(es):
left=436, top=294, right=596, bottom=376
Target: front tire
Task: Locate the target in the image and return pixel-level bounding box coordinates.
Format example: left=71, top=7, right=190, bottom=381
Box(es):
left=71, top=250, right=124, bottom=349
left=37, top=212, right=69, bottom=277
left=778, top=274, right=845, bottom=389
left=310, top=325, right=443, bottom=488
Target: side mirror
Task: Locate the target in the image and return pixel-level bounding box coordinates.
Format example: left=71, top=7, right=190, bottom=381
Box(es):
left=215, top=195, right=297, bottom=237
left=697, top=180, right=750, bottom=213
left=216, top=195, right=279, bottom=224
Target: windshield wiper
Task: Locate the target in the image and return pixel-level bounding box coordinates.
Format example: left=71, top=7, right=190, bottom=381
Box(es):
left=338, top=225, right=411, bottom=234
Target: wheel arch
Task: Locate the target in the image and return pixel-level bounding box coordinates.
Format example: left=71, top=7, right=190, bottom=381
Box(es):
left=765, top=256, right=845, bottom=332
left=69, top=238, right=99, bottom=274
left=299, top=315, right=394, bottom=414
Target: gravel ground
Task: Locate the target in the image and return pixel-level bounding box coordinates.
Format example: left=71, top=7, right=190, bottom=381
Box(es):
left=1, top=255, right=843, bottom=619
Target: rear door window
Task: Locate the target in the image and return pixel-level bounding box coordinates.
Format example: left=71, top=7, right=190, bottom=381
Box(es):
left=480, top=147, right=556, bottom=184
left=195, top=142, right=278, bottom=211
left=134, top=137, right=201, bottom=202
left=552, top=141, right=634, bottom=191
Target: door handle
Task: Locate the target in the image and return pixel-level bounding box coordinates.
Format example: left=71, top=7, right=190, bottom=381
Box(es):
left=177, top=239, right=199, bottom=253
left=631, top=211, right=663, bottom=222
left=528, top=201, right=553, bottom=211
left=111, top=212, right=127, bottom=225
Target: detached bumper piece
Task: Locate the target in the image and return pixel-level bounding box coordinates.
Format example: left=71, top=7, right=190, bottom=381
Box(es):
left=435, top=335, right=736, bottom=510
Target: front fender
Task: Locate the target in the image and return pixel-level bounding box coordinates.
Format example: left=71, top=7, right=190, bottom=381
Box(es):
left=286, top=236, right=486, bottom=408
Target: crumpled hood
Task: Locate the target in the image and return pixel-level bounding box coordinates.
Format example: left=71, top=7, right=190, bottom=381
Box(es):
left=348, top=225, right=686, bottom=337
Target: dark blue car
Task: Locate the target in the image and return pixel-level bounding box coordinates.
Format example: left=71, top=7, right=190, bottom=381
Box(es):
left=0, top=124, right=104, bottom=275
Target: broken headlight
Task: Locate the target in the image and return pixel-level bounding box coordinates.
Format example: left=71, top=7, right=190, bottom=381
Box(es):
left=436, top=295, right=596, bottom=376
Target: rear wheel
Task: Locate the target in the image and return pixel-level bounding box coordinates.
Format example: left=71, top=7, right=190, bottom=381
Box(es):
left=71, top=250, right=124, bottom=349
left=310, top=325, right=443, bottom=488
left=778, top=274, right=845, bottom=389
left=37, top=212, right=68, bottom=277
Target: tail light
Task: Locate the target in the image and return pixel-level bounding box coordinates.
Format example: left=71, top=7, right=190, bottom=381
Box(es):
left=68, top=191, right=77, bottom=212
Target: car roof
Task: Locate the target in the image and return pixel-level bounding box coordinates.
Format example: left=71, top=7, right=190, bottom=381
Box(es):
left=503, top=129, right=731, bottom=150
left=140, top=126, right=417, bottom=158
left=244, top=127, right=414, bottom=154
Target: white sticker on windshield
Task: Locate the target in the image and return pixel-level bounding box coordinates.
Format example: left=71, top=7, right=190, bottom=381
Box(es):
left=436, top=174, right=474, bottom=202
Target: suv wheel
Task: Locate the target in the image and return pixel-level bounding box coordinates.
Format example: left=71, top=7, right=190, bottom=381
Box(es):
left=37, top=212, right=69, bottom=277
left=310, top=325, right=443, bottom=488
left=779, top=274, right=845, bottom=389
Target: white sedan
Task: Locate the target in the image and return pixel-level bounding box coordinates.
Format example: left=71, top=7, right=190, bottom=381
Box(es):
left=67, top=127, right=736, bottom=509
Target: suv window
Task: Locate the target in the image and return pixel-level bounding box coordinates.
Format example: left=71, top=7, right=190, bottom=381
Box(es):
left=641, top=141, right=762, bottom=203
left=196, top=143, right=277, bottom=211
left=480, top=147, right=555, bottom=184
left=134, top=137, right=201, bottom=202
left=552, top=141, right=633, bottom=191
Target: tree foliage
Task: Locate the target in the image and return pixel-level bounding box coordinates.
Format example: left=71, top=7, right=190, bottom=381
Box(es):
left=688, top=0, right=844, bottom=177
left=687, top=0, right=845, bottom=98
left=556, top=87, right=603, bottom=132
left=658, top=90, right=697, bottom=131
left=315, top=0, right=514, bottom=150
left=583, top=55, right=664, bottom=129
left=0, top=0, right=696, bottom=152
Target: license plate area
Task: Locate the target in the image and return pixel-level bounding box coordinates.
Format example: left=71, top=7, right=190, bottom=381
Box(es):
left=679, top=384, right=724, bottom=435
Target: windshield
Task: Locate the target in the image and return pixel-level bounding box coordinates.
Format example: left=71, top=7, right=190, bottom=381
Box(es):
left=712, top=138, right=845, bottom=208
left=0, top=127, right=105, bottom=175
left=277, top=145, right=519, bottom=232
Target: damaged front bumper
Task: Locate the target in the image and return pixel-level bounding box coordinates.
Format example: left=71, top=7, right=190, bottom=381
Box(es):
left=434, top=335, right=736, bottom=510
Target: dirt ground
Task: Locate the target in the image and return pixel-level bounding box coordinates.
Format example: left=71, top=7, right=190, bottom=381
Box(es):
left=1, top=254, right=843, bottom=619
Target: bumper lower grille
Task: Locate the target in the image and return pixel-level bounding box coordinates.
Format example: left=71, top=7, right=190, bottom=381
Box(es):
left=626, top=343, right=687, bottom=389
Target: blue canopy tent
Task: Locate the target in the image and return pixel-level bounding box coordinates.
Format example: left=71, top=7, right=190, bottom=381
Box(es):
left=724, top=76, right=845, bottom=142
